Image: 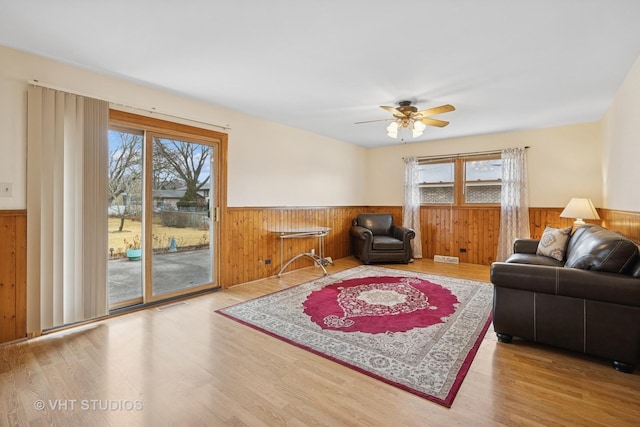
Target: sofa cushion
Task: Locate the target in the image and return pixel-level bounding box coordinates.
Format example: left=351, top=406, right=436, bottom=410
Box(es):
left=564, top=225, right=639, bottom=273
left=536, top=226, right=572, bottom=261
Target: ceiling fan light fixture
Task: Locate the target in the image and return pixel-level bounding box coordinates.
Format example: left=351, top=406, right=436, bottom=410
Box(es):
left=412, top=120, right=426, bottom=137
left=386, top=121, right=399, bottom=138
left=358, top=100, right=454, bottom=140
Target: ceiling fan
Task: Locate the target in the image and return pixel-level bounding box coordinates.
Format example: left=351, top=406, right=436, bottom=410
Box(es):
left=355, top=100, right=455, bottom=139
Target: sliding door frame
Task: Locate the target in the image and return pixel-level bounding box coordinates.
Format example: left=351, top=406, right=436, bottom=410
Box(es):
left=109, top=110, right=228, bottom=305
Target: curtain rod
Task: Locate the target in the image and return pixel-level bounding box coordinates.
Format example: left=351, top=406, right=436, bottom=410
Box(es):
left=406, top=146, right=530, bottom=161
left=28, top=80, right=232, bottom=131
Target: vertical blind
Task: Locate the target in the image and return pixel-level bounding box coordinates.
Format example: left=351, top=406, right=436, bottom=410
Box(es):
left=27, top=86, right=109, bottom=333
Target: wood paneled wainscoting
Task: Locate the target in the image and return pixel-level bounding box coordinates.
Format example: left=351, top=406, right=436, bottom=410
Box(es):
left=420, top=206, right=581, bottom=265
left=421, top=206, right=501, bottom=264
left=600, top=209, right=640, bottom=243
left=403, top=206, right=638, bottom=265
left=220, top=206, right=640, bottom=287
left=0, top=210, right=27, bottom=344
left=2, top=206, right=638, bottom=337
left=222, top=206, right=402, bottom=287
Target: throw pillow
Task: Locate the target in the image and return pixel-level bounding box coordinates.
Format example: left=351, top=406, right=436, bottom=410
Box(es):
left=536, top=226, right=572, bottom=261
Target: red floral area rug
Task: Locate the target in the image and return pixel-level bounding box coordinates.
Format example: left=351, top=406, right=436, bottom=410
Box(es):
left=216, top=265, right=493, bottom=408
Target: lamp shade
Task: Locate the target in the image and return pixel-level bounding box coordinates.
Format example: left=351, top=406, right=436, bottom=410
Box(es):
left=560, top=198, right=600, bottom=225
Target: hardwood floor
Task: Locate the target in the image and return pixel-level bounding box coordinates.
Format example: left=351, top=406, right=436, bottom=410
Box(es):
left=1, top=257, right=639, bottom=426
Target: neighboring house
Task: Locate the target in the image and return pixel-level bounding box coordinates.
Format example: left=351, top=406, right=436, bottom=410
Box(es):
left=108, top=189, right=208, bottom=214
left=153, top=188, right=207, bottom=211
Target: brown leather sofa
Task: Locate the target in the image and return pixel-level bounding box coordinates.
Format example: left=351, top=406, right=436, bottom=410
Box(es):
left=490, top=224, right=640, bottom=373
left=350, top=213, right=415, bottom=264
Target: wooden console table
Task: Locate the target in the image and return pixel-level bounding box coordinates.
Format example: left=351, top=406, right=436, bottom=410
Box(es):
left=273, top=227, right=333, bottom=277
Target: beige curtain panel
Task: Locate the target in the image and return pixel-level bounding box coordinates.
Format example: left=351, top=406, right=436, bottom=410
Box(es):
left=496, top=147, right=531, bottom=261
left=403, top=157, right=423, bottom=259
left=27, top=86, right=109, bottom=333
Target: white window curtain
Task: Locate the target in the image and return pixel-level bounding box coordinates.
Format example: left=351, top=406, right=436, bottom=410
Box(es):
left=496, top=147, right=530, bottom=261
left=403, top=157, right=422, bottom=259
left=26, top=86, right=109, bottom=333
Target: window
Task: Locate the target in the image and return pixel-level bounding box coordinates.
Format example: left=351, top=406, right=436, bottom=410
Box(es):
left=464, top=157, right=502, bottom=204
left=418, top=161, right=455, bottom=204
left=418, top=154, right=502, bottom=205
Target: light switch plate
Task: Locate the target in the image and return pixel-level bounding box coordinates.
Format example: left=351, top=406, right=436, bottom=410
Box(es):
left=0, top=182, right=13, bottom=197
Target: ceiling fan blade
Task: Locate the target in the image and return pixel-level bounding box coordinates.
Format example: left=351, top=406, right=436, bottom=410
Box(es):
left=419, top=117, right=450, bottom=127
left=414, top=104, right=456, bottom=117
left=380, top=105, right=408, bottom=117
left=354, top=118, right=394, bottom=124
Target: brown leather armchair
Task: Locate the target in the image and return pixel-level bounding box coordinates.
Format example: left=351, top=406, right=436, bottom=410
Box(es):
left=350, top=213, right=415, bottom=264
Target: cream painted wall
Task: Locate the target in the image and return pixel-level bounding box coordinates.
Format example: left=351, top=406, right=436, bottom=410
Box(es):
left=365, top=122, right=603, bottom=208
left=2, top=44, right=634, bottom=212
left=0, top=45, right=368, bottom=209
left=0, top=55, right=27, bottom=209
left=226, top=117, right=367, bottom=207
left=601, top=56, right=640, bottom=211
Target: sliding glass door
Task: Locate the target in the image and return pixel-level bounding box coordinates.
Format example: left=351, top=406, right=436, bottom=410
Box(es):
left=107, top=114, right=222, bottom=309
left=149, top=136, right=214, bottom=299
left=108, top=129, right=144, bottom=307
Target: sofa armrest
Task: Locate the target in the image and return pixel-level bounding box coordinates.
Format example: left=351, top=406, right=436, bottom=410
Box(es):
left=513, top=238, right=540, bottom=254
left=491, top=262, right=558, bottom=294
left=391, top=225, right=415, bottom=243
left=491, top=262, right=640, bottom=307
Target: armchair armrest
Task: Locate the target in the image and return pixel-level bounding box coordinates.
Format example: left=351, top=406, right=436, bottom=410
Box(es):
left=391, top=225, right=415, bottom=243
left=513, top=238, right=539, bottom=254
left=350, top=225, right=373, bottom=241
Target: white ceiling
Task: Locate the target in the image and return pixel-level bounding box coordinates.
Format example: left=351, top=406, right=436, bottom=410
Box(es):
left=2, top=0, right=640, bottom=148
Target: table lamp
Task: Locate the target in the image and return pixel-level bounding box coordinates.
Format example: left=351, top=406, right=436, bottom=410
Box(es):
left=560, top=198, right=600, bottom=226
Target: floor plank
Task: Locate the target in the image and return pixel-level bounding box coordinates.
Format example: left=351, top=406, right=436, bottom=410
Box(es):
left=1, top=257, right=639, bottom=426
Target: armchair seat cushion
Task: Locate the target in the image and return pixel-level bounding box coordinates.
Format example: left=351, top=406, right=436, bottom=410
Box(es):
left=372, top=235, right=404, bottom=250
